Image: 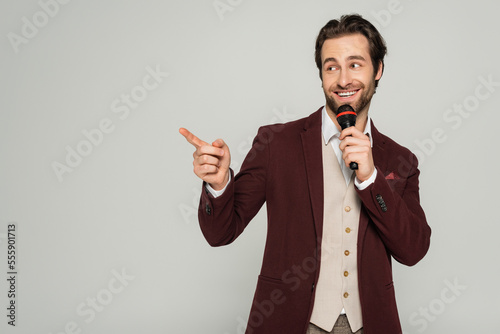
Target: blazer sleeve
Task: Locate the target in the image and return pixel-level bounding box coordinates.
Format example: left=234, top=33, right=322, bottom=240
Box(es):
left=356, top=153, right=431, bottom=266
left=198, top=126, right=270, bottom=247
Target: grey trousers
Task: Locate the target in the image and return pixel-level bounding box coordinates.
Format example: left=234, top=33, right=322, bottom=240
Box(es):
left=307, top=315, right=364, bottom=334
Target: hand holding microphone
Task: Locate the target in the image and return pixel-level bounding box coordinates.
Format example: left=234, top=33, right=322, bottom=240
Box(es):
left=336, top=105, right=358, bottom=170
left=336, top=104, right=375, bottom=182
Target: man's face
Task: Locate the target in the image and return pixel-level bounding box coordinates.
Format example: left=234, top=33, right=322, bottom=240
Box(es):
left=321, top=34, right=383, bottom=117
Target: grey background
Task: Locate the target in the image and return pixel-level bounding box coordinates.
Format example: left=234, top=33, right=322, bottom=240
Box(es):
left=1, top=0, right=499, bottom=333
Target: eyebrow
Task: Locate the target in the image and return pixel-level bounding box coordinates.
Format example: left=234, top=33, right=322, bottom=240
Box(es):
left=323, top=55, right=367, bottom=65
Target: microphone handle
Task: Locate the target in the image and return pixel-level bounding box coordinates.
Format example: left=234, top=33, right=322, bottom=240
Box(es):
left=341, top=124, right=359, bottom=170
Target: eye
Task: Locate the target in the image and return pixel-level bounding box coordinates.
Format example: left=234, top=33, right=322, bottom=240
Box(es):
left=326, top=65, right=338, bottom=71
left=351, top=63, right=361, bottom=69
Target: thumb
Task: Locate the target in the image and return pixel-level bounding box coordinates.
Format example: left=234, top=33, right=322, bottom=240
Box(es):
left=212, top=139, right=230, bottom=167
left=212, top=139, right=227, bottom=149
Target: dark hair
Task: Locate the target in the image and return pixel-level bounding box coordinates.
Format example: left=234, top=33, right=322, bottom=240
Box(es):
left=315, top=14, right=387, bottom=87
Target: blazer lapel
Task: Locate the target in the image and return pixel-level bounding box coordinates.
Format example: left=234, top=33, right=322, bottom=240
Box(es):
left=300, top=108, right=324, bottom=243
left=299, top=113, right=389, bottom=258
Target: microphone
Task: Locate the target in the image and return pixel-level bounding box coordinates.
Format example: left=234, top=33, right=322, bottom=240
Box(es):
left=336, top=105, right=358, bottom=170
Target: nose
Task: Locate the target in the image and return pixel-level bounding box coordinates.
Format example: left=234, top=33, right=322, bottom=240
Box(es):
left=338, top=68, right=353, bottom=88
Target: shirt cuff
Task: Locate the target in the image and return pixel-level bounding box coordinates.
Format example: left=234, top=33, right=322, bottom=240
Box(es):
left=355, top=168, right=377, bottom=190
left=205, top=173, right=231, bottom=198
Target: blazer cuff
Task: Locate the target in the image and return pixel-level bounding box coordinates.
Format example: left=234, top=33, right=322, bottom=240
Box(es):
left=200, top=169, right=235, bottom=219
left=355, top=168, right=377, bottom=190
left=205, top=172, right=232, bottom=198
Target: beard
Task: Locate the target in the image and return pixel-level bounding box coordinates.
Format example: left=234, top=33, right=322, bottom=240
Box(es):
left=324, top=78, right=376, bottom=116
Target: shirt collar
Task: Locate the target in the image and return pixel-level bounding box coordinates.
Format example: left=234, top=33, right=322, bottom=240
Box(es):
left=321, top=106, right=373, bottom=147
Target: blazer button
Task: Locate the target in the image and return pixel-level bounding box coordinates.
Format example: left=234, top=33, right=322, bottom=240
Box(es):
left=375, top=194, right=383, bottom=203
left=205, top=204, right=212, bottom=215
left=376, top=194, right=388, bottom=212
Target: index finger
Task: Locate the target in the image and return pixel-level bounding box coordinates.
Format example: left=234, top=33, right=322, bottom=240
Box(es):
left=179, top=127, right=207, bottom=148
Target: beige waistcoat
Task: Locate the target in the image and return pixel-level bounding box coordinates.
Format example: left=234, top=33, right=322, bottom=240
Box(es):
left=309, top=139, right=363, bottom=332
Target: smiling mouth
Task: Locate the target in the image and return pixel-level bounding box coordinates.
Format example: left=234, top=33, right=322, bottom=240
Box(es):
left=335, top=90, right=359, bottom=98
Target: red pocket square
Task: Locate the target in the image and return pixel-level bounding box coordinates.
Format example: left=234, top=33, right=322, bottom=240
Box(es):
left=385, top=172, right=399, bottom=180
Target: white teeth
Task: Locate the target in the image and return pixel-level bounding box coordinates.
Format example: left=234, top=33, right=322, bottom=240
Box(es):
left=337, top=91, right=357, bottom=97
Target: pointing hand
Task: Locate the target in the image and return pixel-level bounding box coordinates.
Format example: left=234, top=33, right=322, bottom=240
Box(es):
left=179, top=128, right=231, bottom=190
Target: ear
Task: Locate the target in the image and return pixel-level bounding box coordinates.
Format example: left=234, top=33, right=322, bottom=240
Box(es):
left=375, top=61, right=383, bottom=81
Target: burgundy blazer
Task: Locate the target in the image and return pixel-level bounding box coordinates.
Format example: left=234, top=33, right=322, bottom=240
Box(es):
left=198, top=108, right=431, bottom=334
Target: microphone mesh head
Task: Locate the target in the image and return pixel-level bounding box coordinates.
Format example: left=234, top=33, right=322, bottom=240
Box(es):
left=337, top=104, right=355, bottom=115
left=336, top=105, right=357, bottom=130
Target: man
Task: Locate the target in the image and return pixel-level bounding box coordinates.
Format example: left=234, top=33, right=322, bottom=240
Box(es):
left=180, top=14, right=431, bottom=334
